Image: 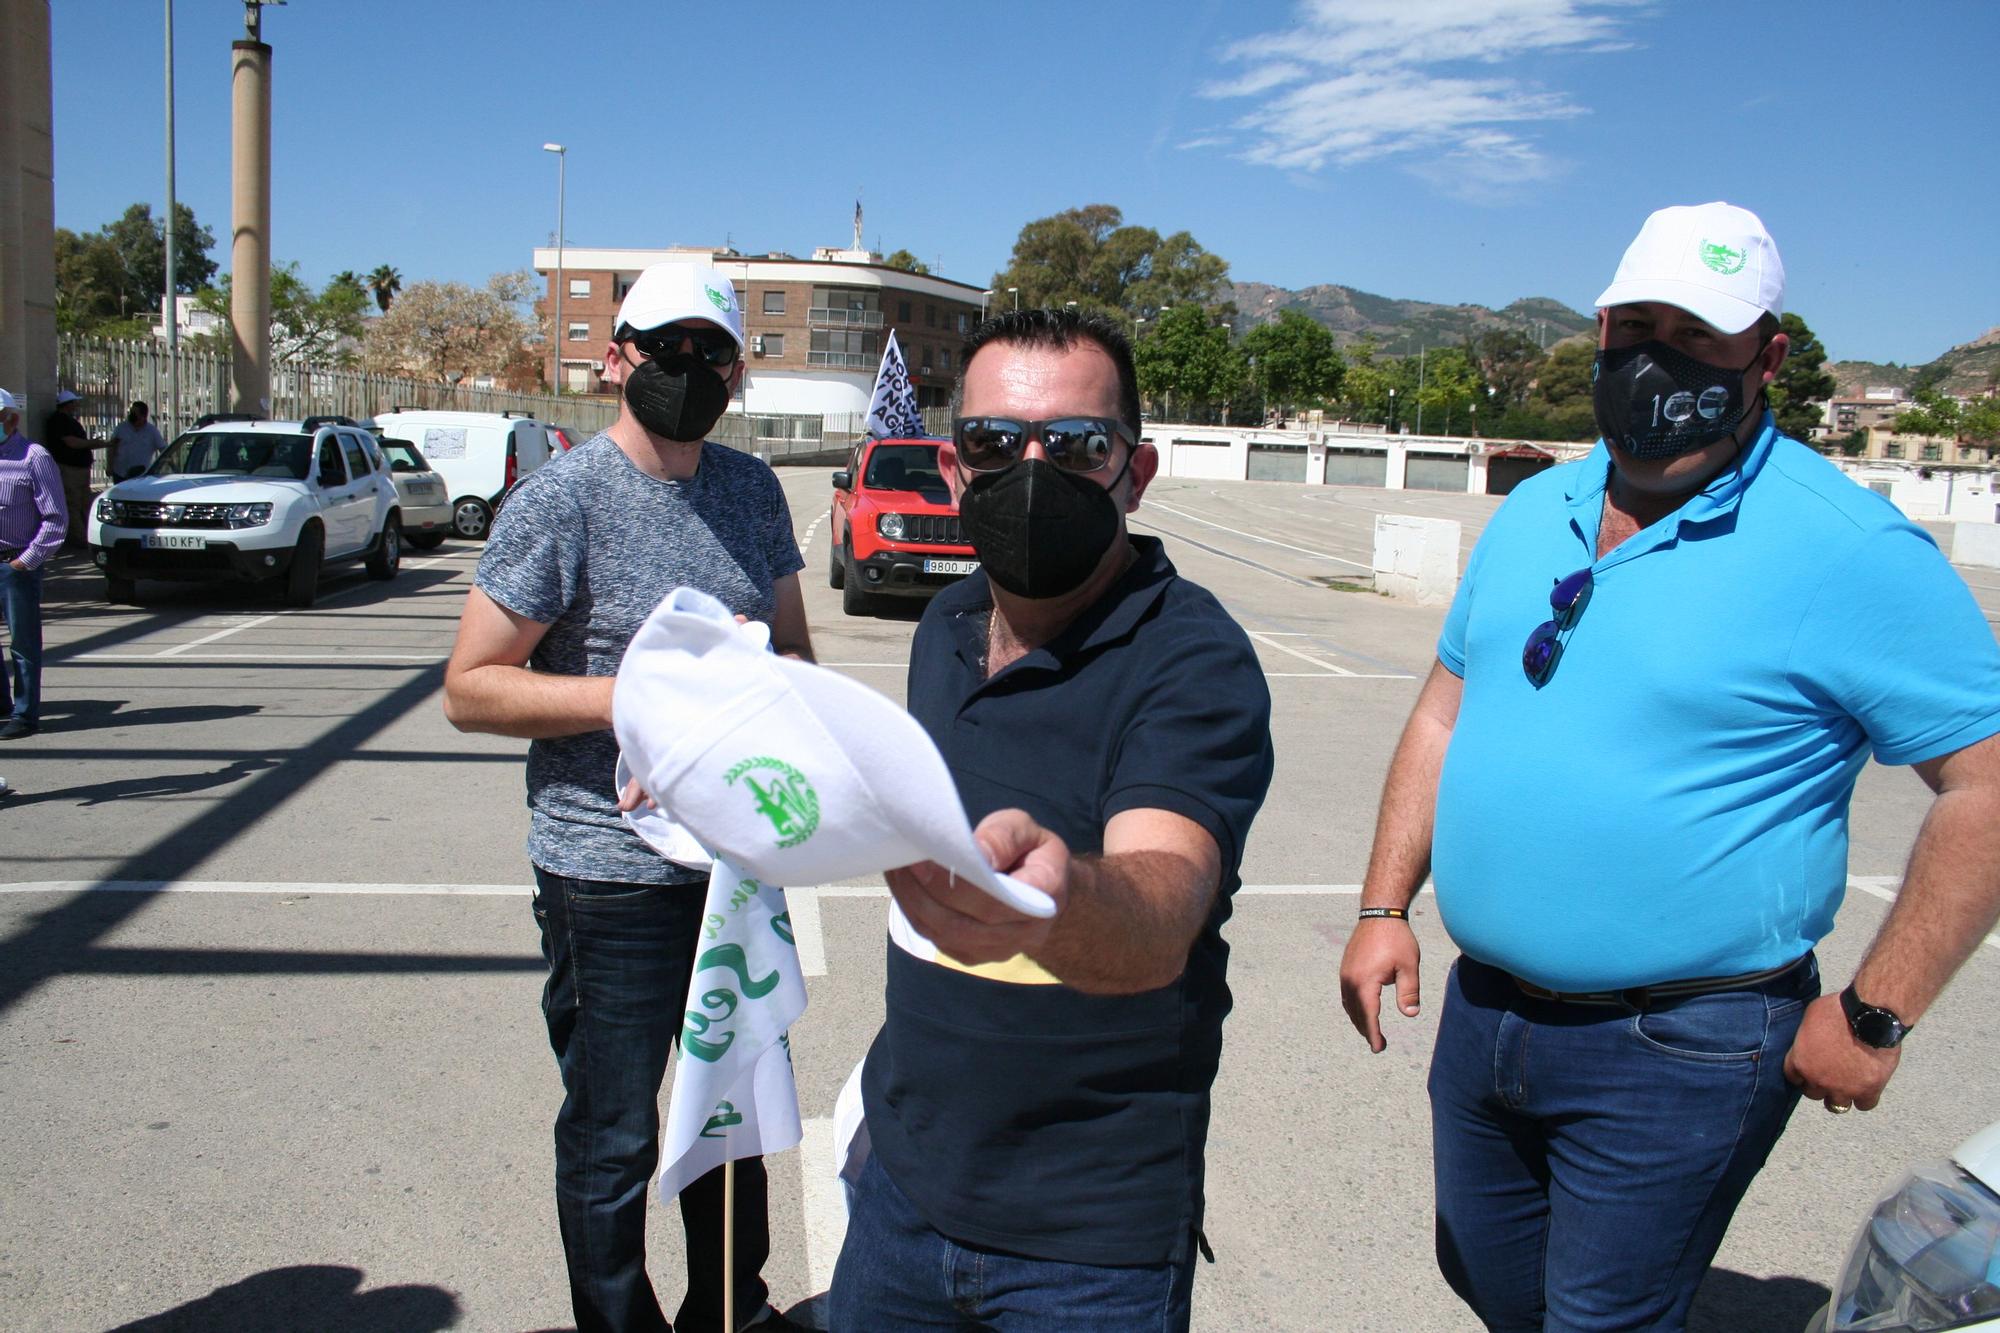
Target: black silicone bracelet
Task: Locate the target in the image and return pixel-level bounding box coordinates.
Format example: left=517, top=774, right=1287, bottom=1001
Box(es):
left=1357, top=907, right=1409, bottom=921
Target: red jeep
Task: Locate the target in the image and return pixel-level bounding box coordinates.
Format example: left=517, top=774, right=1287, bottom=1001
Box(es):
left=828, top=436, right=980, bottom=615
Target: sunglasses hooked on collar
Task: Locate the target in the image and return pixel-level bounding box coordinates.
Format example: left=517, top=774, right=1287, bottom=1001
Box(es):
left=951, top=416, right=1134, bottom=474
left=621, top=322, right=739, bottom=369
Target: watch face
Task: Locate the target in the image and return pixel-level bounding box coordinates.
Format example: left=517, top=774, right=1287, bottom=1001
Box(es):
left=1854, top=1008, right=1904, bottom=1048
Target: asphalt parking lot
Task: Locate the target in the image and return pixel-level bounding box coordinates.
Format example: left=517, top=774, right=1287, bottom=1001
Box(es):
left=4, top=468, right=1998, bottom=1331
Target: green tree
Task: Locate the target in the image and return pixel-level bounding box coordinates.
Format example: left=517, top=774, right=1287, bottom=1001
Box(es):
left=1240, top=310, right=1344, bottom=417
left=366, top=264, right=402, bottom=314
left=52, top=202, right=217, bottom=331
left=992, top=205, right=1231, bottom=319
left=1768, top=312, right=1837, bottom=441
left=1338, top=339, right=1396, bottom=424
left=881, top=249, right=930, bottom=275
left=1408, top=346, right=1482, bottom=434
left=1893, top=389, right=1962, bottom=442
left=193, top=263, right=371, bottom=365
left=1133, top=304, right=1243, bottom=421
left=1960, top=396, right=2000, bottom=453
left=1471, top=329, right=1544, bottom=408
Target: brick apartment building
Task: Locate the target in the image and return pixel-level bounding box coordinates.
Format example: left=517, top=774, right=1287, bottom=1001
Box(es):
left=530, top=244, right=991, bottom=417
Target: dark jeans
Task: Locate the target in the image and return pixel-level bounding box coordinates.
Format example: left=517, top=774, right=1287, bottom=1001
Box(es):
left=829, top=1152, right=1197, bottom=1332
left=1430, top=954, right=1816, bottom=1333
left=0, top=561, right=44, bottom=723
left=532, top=868, right=772, bottom=1333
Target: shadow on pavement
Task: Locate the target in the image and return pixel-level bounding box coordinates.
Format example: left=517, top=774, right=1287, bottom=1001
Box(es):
left=1689, top=1267, right=1830, bottom=1332
left=107, top=1263, right=460, bottom=1331
left=35, top=698, right=262, bottom=732
left=0, top=755, right=276, bottom=808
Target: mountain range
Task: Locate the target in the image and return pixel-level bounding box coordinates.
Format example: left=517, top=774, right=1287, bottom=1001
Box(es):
left=1231, top=279, right=1998, bottom=398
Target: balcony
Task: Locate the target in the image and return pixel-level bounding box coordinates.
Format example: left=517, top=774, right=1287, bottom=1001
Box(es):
left=808, top=307, right=884, bottom=329
left=807, top=350, right=874, bottom=369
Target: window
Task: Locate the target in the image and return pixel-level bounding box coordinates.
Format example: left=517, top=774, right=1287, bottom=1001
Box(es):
left=564, top=365, right=592, bottom=393
left=925, top=304, right=937, bottom=328
left=897, top=300, right=912, bottom=322
left=939, top=347, right=951, bottom=371
left=567, top=322, right=590, bottom=342
left=760, top=334, right=784, bottom=358
left=809, top=329, right=879, bottom=366
left=340, top=433, right=371, bottom=477
left=958, top=312, right=969, bottom=333
left=317, top=439, right=346, bottom=484
left=568, top=278, right=590, bottom=299
left=1886, top=442, right=1904, bottom=459
left=614, top=278, right=633, bottom=302
left=1922, top=443, right=1942, bottom=461
left=763, top=290, right=786, bottom=315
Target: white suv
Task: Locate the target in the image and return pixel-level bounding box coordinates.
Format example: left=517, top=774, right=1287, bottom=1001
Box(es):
left=89, top=416, right=404, bottom=608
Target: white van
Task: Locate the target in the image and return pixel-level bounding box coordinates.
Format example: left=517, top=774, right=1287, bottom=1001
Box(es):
left=369, top=410, right=555, bottom=540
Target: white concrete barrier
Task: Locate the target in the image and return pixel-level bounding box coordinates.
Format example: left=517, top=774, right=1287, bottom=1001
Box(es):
left=1951, top=522, right=2000, bottom=569
left=1373, top=514, right=1461, bottom=606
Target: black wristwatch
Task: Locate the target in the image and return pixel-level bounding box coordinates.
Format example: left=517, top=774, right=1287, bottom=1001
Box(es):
left=1840, top=983, right=1913, bottom=1049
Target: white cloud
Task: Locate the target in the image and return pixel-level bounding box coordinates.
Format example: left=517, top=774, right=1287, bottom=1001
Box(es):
left=1198, top=0, right=1643, bottom=191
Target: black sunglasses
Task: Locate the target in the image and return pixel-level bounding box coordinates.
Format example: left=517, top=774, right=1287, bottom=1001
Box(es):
left=624, top=322, right=739, bottom=369
left=1521, top=567, right=1593, bottom=687
left=951, top=416, right=1133, bottom=474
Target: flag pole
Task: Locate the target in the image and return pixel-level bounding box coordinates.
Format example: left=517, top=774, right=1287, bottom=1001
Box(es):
left=723, top=1158, right=737, bottom=1333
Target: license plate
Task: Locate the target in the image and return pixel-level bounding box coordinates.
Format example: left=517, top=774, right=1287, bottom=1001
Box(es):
left=923, top=558, right=978, bottom=575
left=142, top=533, right=208, bottom=550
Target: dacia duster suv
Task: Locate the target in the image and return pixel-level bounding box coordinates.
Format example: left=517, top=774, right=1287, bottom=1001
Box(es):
left=89, top=417, right=404, bottom=608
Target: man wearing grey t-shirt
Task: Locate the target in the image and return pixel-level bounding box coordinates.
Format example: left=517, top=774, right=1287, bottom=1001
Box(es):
left=445, top=262, right=811, bottom=1333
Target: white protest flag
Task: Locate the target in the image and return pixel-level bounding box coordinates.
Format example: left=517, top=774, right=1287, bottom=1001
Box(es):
left=864, top=330, right=927, bottom=440
left=654, top=851, right=807, bottom=1201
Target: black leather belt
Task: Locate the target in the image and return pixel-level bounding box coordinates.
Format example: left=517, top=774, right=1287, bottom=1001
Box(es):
left=1509, top=953, right=1810, bottom=1009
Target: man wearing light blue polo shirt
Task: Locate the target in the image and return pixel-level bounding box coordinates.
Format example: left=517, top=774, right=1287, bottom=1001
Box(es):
left=1339, top=202, right=2000, bottom=1332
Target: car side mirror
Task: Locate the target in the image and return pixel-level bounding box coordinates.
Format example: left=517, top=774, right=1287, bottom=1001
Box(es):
left=832, top=471, right=851, bottom=490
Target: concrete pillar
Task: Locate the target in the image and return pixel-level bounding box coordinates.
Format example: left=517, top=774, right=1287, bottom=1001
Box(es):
left=1467, top=449, right=1489, bottom=495
left=1, top=0, right=57, bottom=419
left=1306, top=435, right=1327, bottom=485
left=230, top=40, right=272, bottom=414
left=1384, top=438, right=1409, bottom=490
left=1373, top=514, right=1461, bottom=606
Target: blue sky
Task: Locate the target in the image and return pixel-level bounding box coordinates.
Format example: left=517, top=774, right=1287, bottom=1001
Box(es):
left=53, top=0, right=1998, bottom=366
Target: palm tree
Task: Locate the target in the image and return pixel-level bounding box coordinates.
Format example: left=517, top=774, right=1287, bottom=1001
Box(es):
left=367, top=264, right=402, bottom=314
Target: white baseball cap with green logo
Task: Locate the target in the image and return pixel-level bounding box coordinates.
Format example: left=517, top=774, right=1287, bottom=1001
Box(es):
left=1593, top=201, right=1785, bottom=336
left=615, top=261, right=745, bottom=352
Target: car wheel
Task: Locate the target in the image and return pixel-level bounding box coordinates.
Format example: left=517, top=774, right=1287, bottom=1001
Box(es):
left=284, top=525, right=323, bottom=608
left=407, top=532, right=446, bottom=551
left=366, top=514, right=402, bottom=580
left=452, top=497, right=493, bottom=540
left=841, top=551, right=874, bottom=616
left=829, top=535, right=845, bottom=589
left=105, top=575, right=137, bottom=604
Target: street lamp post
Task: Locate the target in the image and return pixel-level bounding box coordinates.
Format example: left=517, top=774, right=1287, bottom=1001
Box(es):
left=1388, top=387, right=1398, bottom=433
left=981, top=289, right=993, bottom=320
left=164, top=0, right=178, bottom=433
left=542, top=142, right=566, bottom=395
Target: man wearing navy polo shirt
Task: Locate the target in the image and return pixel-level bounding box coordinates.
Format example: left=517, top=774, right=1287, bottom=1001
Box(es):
left=1340, top=202, right=2000, bottom=1331
left=829, top=309, right=1274, bottom=1332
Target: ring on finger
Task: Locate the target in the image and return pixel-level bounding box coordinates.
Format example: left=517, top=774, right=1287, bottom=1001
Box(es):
left=1827, top=1100, right=1853, bottom=1115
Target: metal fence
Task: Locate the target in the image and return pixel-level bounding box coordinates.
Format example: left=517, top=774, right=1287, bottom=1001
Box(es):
left=55, top=335, right=952, bottom=479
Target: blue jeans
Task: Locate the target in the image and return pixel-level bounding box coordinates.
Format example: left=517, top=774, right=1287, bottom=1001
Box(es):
left=829, top=1152, right=1197, bottom=1332
left=532, top=868, right=772, bottom=1333
left=0, top=561, right=43, bottom=724
left=1429, top=954, right=1816, bottom=1333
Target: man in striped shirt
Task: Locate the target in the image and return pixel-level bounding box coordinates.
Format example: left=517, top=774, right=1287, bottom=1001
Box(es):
left=0, top=389, right=67, bottom=739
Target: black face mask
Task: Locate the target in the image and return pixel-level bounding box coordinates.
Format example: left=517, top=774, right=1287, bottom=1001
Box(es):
left=1591, top=338, right=1768, bottom=460
left=623, top=351, right=731, bottom=442
left=958, top=456, right=1128, bottom=600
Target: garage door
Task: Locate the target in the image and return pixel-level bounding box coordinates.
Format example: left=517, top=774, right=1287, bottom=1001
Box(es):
left=1406, top=453, right=1468, bottom=492
left=1247, top=442, right=1308, bottom=482
left=1324, top=448, right=1388, bottom=487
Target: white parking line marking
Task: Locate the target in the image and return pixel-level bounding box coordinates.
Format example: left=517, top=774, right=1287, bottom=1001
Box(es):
left=72, top=652, right=448, bottom=662
left=158, top=613, right=282, bottom=657
left=1249, top=630, right=1353, bottom=676
left=799, top=513, right=826, bottom=560
left=788, top=887, right=827, bottom=977
left=798, top=1117, right=847, bottom=1295
left=1141, top=499, right=1373, bottom=570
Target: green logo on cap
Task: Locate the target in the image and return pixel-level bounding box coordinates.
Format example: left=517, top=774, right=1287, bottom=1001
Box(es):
left=1700, top=241, right=1747, bottom=275
left=725, top=756, right=819, bottom=848
left=705, top=285, right=731, bottom=312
